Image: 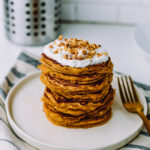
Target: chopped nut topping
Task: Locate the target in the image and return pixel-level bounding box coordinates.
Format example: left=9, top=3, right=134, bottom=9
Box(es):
left=69, top=48, right=75, bottom=54
left=78, top=56, right=83, bottom=60
left=92, top=51, right=96, bottom=55
left=57, top=44, right=61, bottom=47
left=82, top=50, right=87, bottom=55
left=75, top=51, right=78, bottom=55
left=58, top=35, right=63, bottom=40
left=52, top=36, right=107, bottom=60
left=103, top=52, right=108, bottom=56
left=53, top=50, right=58, bottom=54
left=69, top=55, right=73, bottom=60
left=64, top=46, right=67, bottom=51
left=63, top=54, right=68, bottom=59
left=60, top=42, right=65, bottom=46
left=49, top=45, right=53, bottom=48
left=64, top=38, right=68, bottom=42
left=97, top=53, right=102, bottom=57
left=85, top=41, right=89, bottom=44
left=74, top=38, right=78, bottom=41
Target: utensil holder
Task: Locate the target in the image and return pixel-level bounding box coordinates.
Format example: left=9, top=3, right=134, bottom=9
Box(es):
left=4, top=0, right=61, bottom=46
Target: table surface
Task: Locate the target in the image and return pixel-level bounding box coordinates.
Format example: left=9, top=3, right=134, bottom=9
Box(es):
left=0, top=22, right=150, bottom=85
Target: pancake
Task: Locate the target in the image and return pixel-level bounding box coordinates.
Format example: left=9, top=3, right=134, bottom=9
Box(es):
left=45, top=85, right=112, bottom=102
left=39, top=63, right=112, bottom=84
left=42, top=90, right=114, bottom=116
left=44, top=85, right=114, bottom=103
left=43, top=98, right=112, bottom=119
left=44, top=104, right=112, bottom=128
left=45, top=112, right=112, bottom=128
left=40, top=73, right=113, bottom=94
left=40, top=53, right=113, bottom=76
left=43, top=87, right=114, bottom=110
left=43, top=104, right=112, bottom=125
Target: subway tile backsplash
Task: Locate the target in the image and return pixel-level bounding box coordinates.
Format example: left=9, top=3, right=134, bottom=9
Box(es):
left=77, top=3, right=118, bottom=22
left=62, top=0, right=150, bottom=25
left=0, top=0, right=150, bottom=25
left=61, top=3, right=77, bottom=21
left=119, top=5, right=150, bottom=24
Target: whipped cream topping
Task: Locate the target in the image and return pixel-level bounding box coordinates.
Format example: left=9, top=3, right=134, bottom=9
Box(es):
left=43, top=37, right=109, bottom=68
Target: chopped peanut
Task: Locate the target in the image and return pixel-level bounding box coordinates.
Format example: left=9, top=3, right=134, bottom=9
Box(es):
left=57, top=44, right=61, bottom=47
left=58, top=35, right=63, bottom=40
left=53, top=50, right=58, bottom=54
left=60, top=42, right=65, bottom=46
left=53, top=37, right=107, bottom=60
left=103, top=52, right=108, bottom=56
left=64, top=38, right=68, bottom=42
left=78, top=56, right=83, bottom=60
left=49, top=45, right=53, bottom=48
left=82, top=50, right=87, bottom=55
left=63, top=54, right=68, bottom=59
left=97, top=53, right=102, bottom=57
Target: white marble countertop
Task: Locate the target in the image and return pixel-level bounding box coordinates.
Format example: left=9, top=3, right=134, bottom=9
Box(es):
left=0, top=22, right=150, bottom=85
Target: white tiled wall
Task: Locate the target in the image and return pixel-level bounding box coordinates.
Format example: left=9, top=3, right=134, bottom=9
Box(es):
left=0, top=1, right=3, bottom=22
left=62, top=0, right=150, bottom=25
left=77, top=3, right=118, bottom=22
left=0, top=0, right=150, bottom=25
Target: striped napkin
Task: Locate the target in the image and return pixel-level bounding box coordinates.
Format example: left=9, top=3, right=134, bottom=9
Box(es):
left=0, top=50, right=149, bottom=150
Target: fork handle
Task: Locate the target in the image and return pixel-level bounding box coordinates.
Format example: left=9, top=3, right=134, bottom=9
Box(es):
left=137, top=110, right=150, bottom=135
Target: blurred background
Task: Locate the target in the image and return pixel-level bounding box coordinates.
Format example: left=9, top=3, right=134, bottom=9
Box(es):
left=61, top=0, right=150, bottom=25
left=1, top=0, right=150, bottom=47
left=1, top=0, right=150, bottom=27
left=1, top=0, right=150, bottom=84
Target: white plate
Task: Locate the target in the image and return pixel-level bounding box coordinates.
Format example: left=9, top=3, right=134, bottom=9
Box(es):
left=134, top=23, right=150, bottom=59
left=6, top=71, right=147, bottom=150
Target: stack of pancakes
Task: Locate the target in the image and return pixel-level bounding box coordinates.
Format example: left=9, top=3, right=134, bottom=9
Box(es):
left=39, top=36, right=115, bottom=128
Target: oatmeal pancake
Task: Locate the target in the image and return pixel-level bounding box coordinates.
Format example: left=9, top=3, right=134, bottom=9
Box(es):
left=39, top=63, right=112, bottom=84
left=44, top=86, right=114, bottom=103
left=40, top=73, right=113, bottom=94
left=45, top=86, right=112, bottom=101
left=40, top=53, right=113, bottom=76
left=43, top=104, right=112, bottom=125
left=42, top=90, right=114, bottom=116
left=44, top=104, right=112, bottom=128
left=43, top=98, right=113, bottom=120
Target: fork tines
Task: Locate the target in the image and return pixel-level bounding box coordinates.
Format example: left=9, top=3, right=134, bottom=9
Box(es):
left=117, top=76, right=139, bottom=103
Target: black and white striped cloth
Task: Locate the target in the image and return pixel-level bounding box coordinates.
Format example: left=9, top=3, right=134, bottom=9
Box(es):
left=0, top=51, right=149, bottom=150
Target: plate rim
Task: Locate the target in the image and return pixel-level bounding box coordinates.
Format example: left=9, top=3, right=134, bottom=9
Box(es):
left=133, top=23, right=150, bottom=59
left=5, top=71, right=148, bottom=150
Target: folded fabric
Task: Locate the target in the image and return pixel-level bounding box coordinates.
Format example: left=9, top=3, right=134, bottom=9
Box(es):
left=0, top=50, right=149, bottom=150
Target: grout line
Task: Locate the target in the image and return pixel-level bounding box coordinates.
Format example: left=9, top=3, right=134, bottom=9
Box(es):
left=116, top=4, right=121, bottom=24
left=74, top=2, right=78, bottom=21
left=62, top=0, right=142, bottom=5
left=63, top=0, right=135, bottom=4
left=61, top=20, right=136, bottom=26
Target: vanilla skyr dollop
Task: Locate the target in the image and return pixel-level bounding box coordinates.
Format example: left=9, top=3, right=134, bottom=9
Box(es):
left=43, top=36, right=109, bottom=68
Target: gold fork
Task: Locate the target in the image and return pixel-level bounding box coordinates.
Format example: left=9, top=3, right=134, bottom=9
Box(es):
left=118, top=76, right=150, bottom=135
